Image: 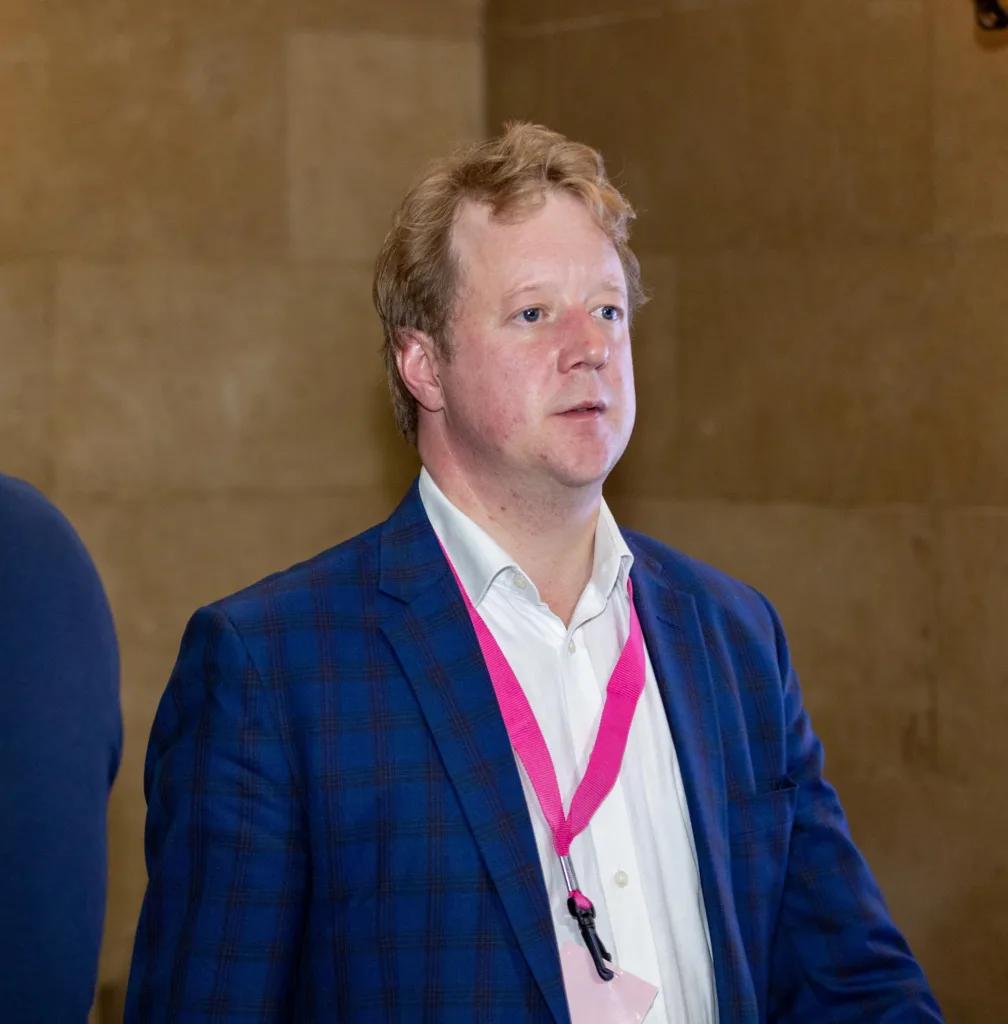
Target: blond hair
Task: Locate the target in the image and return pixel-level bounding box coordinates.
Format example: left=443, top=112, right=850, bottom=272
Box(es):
left=373, top=122, right=645, bottom=445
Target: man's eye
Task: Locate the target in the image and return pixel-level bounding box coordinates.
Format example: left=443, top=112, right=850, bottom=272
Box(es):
left=519, top=307, right=543, bottom=324
left=598, top=305, right=622, bottom=322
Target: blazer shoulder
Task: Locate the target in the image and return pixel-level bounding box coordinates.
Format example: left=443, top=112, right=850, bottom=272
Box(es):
left=624, top=527, right=781, bottom=641
left=212, top=520, right=385, bottom=631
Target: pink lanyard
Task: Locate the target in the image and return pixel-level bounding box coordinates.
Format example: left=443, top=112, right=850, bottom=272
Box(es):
left=445, top=555, right=647, bottom=979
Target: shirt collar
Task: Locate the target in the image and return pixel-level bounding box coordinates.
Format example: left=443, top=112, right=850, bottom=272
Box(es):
left=592, top=496, right=634, bottom=604
left=419, top=467, right=518, bottom=608
left=418, top=467, right=634, bottom=611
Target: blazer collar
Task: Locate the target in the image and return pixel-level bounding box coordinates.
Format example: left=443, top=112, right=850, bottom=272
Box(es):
left=625, top=534, right=758, bottom=1021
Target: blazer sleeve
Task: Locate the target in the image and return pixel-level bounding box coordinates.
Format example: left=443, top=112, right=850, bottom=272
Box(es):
left=125, top=605, right=309, bottom=1023
left=762, top=598, right=944, bottom=1023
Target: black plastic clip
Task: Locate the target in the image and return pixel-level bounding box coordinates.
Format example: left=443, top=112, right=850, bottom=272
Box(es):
left=977, top=0, right=1008, bottom=30
left=567, top=895, right=615, bottom=981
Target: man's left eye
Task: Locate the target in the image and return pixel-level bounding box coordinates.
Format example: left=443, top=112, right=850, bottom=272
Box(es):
left=598, top=305, right=622, bottom=321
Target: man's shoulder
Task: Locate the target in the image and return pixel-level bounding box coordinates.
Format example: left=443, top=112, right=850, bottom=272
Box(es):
left=0, top=473, right=115, bottom=630
left=0, top=474, right=87, bottom=562
left=623, top=527, right=778, bottom=636
left=213, top=518, right=386, bottom=629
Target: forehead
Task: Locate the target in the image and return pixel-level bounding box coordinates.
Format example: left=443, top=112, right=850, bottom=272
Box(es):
left=451, top=192, right=623, bottom=291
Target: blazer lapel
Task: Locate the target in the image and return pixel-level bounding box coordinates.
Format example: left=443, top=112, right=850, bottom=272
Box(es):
left=378, top=482, right=569, bottom=1024
left=626, top=539, right=759, bottom=1023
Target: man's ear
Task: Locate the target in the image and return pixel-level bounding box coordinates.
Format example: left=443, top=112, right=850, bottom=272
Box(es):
left=395, top=329, right=445, bottom=414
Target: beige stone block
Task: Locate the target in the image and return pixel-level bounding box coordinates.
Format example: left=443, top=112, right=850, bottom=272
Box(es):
left=487, top=0, right=629, bottom=28
left=739, top=0, right=931, bottom=244
left=66, top=489, right=403, bottom=984
left=930, top=241, right=1008, bottom=504
left=934, top=509, right=1008, bottom=789
left=487, top=0, right=569, bottom=28
left=836, top=769, right=1008, bottom=1022
left=487, top=9, right=751, bottom=253
left=933, top=0, right=1008, bottom=237
left=660, top=236, right=1008, bottom=506
left=671, top=244, right=946, bottom=503
left=288, top=32, right=483, bottom=262
left=485, top=31, right=552, bottom=136
left=488, top=0, right=760, bottom=31
left=606, top=255, right=678, bottom=496
left=102, top=729, right=150, bottom=983
left=53, top=262, right=413, bottom=495
left=290, top=0, right=483, bottom=39
left=40, top=0, right=284, bottom=36
left=42, top=15, right=285, bottom=258
left=90, top=981, right=126, bottom=1024
left=488, top=0, right=930, bottom=251
left=607, top=498, right=937, bottom=780
left=0, top=264, right=52, bottom=489
left=0, top=2, right=48, bottom=33
left=488, top=0, right=787, bottom=31
left=0, top=36, right=50, bottom=257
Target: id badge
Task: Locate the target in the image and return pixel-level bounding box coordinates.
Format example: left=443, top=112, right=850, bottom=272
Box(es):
left=560, top=941, right=659, bottom=1024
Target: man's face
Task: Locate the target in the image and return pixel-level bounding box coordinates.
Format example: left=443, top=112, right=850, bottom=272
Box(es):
left=435, top=191, right=636, bottom=496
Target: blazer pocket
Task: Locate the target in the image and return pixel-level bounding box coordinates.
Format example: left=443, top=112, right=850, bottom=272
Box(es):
left=727, top=780, right=799, bottom=843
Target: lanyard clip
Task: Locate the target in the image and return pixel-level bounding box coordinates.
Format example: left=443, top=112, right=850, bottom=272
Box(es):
left=559, top=858, right=614, bottom=982
left=566, top=893, right=615, bottom=982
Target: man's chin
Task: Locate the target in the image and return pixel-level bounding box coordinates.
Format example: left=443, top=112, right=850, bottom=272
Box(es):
left=547, top=456, right=618, bottom=492
left=556, top=438, right=629, bottom=485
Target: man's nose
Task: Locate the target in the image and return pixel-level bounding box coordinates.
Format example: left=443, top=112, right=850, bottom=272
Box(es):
left=557, top=309, right=609, bottom=372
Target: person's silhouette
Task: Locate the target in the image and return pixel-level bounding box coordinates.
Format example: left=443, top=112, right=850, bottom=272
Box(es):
left=0, top=473, right=122, bottom=1022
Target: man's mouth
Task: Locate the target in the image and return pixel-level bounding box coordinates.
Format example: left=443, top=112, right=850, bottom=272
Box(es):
left=561, top=401, right=606, bottom=415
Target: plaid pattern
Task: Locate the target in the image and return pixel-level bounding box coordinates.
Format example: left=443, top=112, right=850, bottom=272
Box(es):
left=125, top=480, right=942, bottom=1023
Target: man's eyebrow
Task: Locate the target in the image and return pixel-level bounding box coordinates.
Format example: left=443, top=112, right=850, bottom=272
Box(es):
left=596, top=278, right=628, bottom=296
left=500, top=278, right=628, bottom=304
left=500, top=282, right=546, bottom=305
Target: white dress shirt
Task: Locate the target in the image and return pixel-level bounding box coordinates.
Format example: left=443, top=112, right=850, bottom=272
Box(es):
left=419, top=468, right=718, bottom=1024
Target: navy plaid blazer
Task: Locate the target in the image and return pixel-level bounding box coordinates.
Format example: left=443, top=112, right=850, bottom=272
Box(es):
left=125, top=480, right=942, bottom=1023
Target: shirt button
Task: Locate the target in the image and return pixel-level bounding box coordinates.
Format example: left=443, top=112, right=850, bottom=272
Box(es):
left=567, top=638, right=576, bottom=654
left=613, top=870, right=629, bottom=888
left=513, top=574, right=527, bottom=590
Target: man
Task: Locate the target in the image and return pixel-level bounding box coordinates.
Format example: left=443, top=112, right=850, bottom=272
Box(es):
left=0, top=473, right=122, bottom=1022
left=126, top=124, right=942, bottom=1022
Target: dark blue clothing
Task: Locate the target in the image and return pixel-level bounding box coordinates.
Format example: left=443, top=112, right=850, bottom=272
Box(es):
left=127, top=479, right=940, bottom=1023
left=0, top=474, right=122, bottom=1023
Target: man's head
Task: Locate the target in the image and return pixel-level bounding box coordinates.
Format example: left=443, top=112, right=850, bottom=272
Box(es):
left=373, top=123, right=645, bottom=500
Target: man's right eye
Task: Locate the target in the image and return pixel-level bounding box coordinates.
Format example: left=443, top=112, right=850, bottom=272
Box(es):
left=518, top=307, right=543, bottom=324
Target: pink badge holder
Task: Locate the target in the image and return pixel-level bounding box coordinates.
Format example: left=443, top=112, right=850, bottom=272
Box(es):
left=560, top=941, right=659, bottom=1024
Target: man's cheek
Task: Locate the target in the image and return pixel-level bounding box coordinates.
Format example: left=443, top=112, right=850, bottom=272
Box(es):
left=495, top=404, right=523, bottom=442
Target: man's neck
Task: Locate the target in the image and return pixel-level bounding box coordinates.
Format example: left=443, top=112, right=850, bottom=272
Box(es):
left=425, top=465, right=601, bottom=627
